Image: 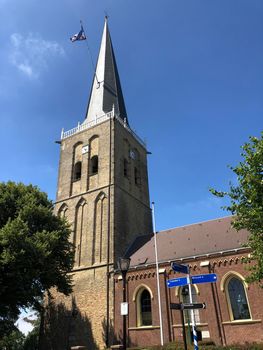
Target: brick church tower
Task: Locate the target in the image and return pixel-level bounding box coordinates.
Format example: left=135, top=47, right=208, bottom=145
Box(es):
left=49, top=18, right=152, bottom=349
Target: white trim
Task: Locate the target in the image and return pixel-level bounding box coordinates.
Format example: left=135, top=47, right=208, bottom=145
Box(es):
left=220, top=271, right=249, bottom=292
left=132, top=284, right=153, bottom=302
left=61, top=109, right=146, bottom=149
left=174, top=284, right=200, bottom=297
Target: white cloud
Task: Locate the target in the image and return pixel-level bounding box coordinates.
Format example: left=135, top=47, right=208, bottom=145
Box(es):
left=9, top=33, right=65, bottom=79
left=17, top=63, right=34, bottom=77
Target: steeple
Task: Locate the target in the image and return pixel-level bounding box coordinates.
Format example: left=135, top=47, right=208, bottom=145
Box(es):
left=47, top=17, right=152, bottom=350
left=85, top=17, right=128, bottom=125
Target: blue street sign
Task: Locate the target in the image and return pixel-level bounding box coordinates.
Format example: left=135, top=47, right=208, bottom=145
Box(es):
left=192, top=273, right=217, bottom=285
left=167, top=277, right=189, bottom=288
left=171, top=262, right=189, bottom=274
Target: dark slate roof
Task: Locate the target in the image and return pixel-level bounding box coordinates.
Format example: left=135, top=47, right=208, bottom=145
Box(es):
left=103, top=26, right=128, bottom=122
left=127, top=216, right=250, bottom=267
left=85, top=19, right=128, bottom=125
left=124, top=233, right=154, bottom=259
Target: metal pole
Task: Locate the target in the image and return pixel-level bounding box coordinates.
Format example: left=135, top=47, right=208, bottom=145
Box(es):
left=180, top=304, right=188, bottom=350
left=152, top=202, right=164, bottom=346
left=187, top=317, right=191, bottom=344
left=122, top=271, right=127, bottom=350
left=187, top=271, right=198, bottom=350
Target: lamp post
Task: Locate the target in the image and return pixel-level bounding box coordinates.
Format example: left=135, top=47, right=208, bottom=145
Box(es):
left=117, top=257, right=131, bottom=350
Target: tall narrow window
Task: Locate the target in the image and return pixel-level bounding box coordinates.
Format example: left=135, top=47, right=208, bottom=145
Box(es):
left=124, top=158, right=128, bottom=177
left=74, top=199, right=87, bottom=267
left=134, top=167, right=139, bottom=185
left=58, top=204, right=68, bottom=218
left=140, top=289, right=152, bottom=326
left=90, top=156, right=98, bottom=175
left=73, top=161, right=82, bottom=181
left=227, top=277, right=251, bottom=320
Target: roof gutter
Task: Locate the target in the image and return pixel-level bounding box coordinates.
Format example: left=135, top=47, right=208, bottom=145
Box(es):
left=126, top=246, right=250, bottom=272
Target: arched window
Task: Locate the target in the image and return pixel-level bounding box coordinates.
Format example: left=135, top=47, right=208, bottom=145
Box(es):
left=74, top=198, right=87, bottom=267
left=134, top=286, right=153, bottom=327
left=73, top=161, right=82, bottom=181
left=140, top=289, right=152, bottom=326
left=180, top=285, right=200, bottom=324
left=58, top=203, right=68, bottom=218
left=90, top=155, right=98, bottom=175
left=226, top=277, right=251, bottom=320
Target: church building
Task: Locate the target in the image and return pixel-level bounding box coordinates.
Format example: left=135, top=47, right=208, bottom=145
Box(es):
left=114, top=216, right=263, bottom=348
left=40, top=18, right=263, bottom=349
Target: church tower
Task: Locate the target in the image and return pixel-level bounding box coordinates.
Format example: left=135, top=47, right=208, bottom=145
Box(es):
left=54, top=18, right=152, bottom=348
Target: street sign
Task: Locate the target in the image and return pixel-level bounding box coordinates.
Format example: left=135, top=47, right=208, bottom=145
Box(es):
left=167, top=276, right=189, bottom=288
left=167, top=274, right=217, bottom=288
left=171, top=262, right=189, bottom=274
left=191, top=273, right=217, bottom=285
left=170, top=303, right=183, bottom=310
left=170, top=303, right=206, bottom=310
left=182, top=303, right=206, bottom=310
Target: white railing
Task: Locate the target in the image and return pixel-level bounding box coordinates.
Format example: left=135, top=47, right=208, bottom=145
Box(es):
left=61, top=111, right=113, bottom=139
left=114, top=114, right=146, bottom=148
left=61, top=110, right=146, bottom=148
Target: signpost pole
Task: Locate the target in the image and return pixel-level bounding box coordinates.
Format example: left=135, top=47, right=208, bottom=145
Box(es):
left=187, top=318, right=191, bottom=345
left=168, top=264, right=216, bottom=350
left=180, top=303, right=188, bottom=350
left=187, top=272, right=198, bottom=350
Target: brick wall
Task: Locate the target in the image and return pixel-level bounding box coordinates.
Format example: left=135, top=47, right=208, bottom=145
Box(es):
left=114, top=251, right=263, bottom=348
left=40, top=117, right=152, bottom=349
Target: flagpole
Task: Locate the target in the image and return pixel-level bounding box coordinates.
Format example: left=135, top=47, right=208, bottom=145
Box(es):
left=80, top=20, right=100, bottom=85
left=152, top=202, right=164, bottom=346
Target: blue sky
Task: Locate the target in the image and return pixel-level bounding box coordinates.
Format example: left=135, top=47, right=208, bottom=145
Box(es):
left=0, top=0, right=262, bottom=232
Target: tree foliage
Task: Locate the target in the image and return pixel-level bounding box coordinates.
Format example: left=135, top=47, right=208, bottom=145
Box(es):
left=0, top=182, right=74, bottom=337
left=23, top=314, right=40, bottom=350
left=210, top=133, right=263, bottom=284
left=0, top=329, right=25, bottom=350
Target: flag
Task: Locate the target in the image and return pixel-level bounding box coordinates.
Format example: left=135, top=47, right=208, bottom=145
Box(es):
left=70, top=25, right=86, bottom=42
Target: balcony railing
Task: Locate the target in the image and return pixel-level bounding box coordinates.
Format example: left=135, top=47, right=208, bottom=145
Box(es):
left=61, top=109, right=146, bottom=148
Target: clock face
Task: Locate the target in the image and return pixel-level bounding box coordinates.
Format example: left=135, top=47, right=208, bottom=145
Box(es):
left=82, top=145, right=89, bottom=154
left=130, top=149, right=136, bottom=160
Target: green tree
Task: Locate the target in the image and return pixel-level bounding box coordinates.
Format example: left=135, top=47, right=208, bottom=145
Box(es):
left=0, top=329, right=25, bottom=350
left=0, top=182, right=74, bottom=337
left=210, top=133, right=263, bottom=284
left=23, top=313, right=40, bottom=350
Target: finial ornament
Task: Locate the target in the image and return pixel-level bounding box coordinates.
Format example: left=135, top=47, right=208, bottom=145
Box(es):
left=104, top=11, right=109, bottom=20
